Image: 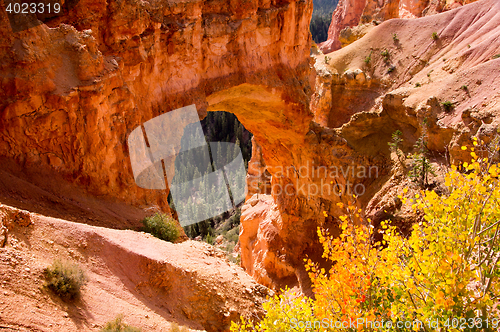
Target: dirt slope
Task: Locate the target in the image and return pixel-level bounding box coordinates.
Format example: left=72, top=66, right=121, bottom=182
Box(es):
left=319, top=0, right=479, bottom=53
left=0, top=204, right=270, bottom=332
left=0, top=157, right=149, bottom=230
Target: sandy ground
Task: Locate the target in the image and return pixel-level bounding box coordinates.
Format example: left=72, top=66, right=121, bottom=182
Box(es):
left=0, top=203, right=269, bottom=331
left=0, top=162, right=269, bottom=331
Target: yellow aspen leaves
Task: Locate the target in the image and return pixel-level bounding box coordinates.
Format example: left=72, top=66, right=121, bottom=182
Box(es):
left=232, top=137, right=500, bottom=332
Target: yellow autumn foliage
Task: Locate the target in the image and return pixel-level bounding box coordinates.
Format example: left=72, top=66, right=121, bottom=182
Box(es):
left=232, top=138, right=500, bottom=331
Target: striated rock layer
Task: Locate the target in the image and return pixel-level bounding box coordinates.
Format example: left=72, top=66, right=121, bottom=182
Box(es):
left=319, top=0, right=478, bottom=53
left=0, top=0, right=314, bottom=212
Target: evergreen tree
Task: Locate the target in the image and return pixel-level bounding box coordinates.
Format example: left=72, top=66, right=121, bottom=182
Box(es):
left=310, top=0, right=339, bottom=43
left=408, top=120, right=436, bottom=188
left=175, top=110, right=253, bottom=239
left=216, top=143, right=223, bottom=168
left=235, top=119, right=242, bottom=142
left=233, top=138, right=241, bottom=161
left=221, top=115, right=227, bottom=136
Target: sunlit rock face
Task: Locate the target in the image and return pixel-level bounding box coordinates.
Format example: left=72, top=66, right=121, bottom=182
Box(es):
left=319, top=0, right=479, bottom=53
left=318, top=0, right=367, bottom=54
left=0, top=0, right=328, bottom=293
left=0, top=0, right=314, bottom=209
left=238, top=0, right=500, bottom=293
left=2, top=0, right=498, bottom=298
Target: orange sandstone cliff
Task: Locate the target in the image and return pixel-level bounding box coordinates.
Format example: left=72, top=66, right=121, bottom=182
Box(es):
left=0, top=0, right=314, bottom=212
left=240, top=0, right=500, bottom=292
left=0, top=0, right=314, bottom=330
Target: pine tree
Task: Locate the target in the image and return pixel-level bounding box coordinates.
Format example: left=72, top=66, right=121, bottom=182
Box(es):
left=235, top=119, right=242, bottom=142
left=206, top=161, right=213, bottom=175
left=216, top=142, right=223, bottom=169
left=221, top=115, right=227, bottom=137
left=408, top=120, right=435, bottom=188
left=233, top=138, right=241, bottom=161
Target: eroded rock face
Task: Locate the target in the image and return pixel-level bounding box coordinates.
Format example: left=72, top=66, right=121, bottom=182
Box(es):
left=245, top=138, right=272, bottom=201
left=314, top=0, right=500, bottom=212
left=318, top=0, right=367, bottom=54
left=240, top=0, right=500, bottom=293
left=239, top=195, right=296, bottom=289
left=339, top=23, right=375, bottom=48
left=0, top=0, right=313, bottom=210
left=0, top=0, right=320, bottom=297
left=2, top=0, right=499, bottom=302
left=319, top=0, right=479, bottom=53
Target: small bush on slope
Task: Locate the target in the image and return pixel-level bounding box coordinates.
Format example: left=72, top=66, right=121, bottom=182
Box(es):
left=142, top=213, right=180, bottom=243
left=43, top=259, right=86, bottom=301
left=231, top=137, right=500, bottom=331
left=442, top=100, right=454, bottom=112
left=100, top=315, right=141, bottom=332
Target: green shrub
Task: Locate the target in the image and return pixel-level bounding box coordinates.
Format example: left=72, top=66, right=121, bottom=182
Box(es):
left=364, top=51, right=372, bottom=64
left=142, top=213, right=180, bottom=243
left=204, top=233, right=215, bottom=245
left=43, top=259, right=86, bottom=301
left=461, top=85, right=468, bottom=91
left=225, top=225, right=240, bottom=243
left=387, top=65, right=396, bottom=73
left=381, top=49, right=390, bottom=59
left=100, top=315, right=141, bottom=332
left=393, top=33, right=399, bottom=43
left=432, top=31, right=439, bottom=40
left=493, top=54, right=500, bottom=59
left=415, top=82, right=421, bottom=87
left=441, top=100, right=454, bottom=112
